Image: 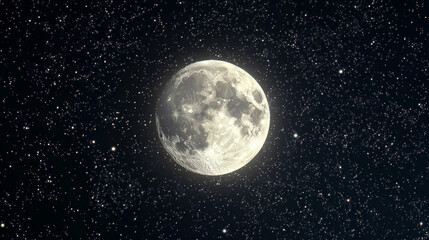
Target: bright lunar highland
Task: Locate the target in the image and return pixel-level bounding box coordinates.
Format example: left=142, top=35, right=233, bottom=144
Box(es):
left=156, top=60, right=270, bottom=175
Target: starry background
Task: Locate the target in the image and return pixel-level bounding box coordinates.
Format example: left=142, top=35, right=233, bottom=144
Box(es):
left=1, top=0, right=428, bottom=239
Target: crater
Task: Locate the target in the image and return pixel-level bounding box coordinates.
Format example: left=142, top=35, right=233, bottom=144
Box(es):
left=240, top=126, right=249, bottom=136
left=252, top=90, right=263, bottom=103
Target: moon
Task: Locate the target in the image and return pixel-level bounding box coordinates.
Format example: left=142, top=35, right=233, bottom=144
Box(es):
left=155, top=60, right=270, bottom=176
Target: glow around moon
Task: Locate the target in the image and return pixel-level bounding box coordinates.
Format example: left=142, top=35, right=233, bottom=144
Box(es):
left=155, top=60, right=270, bottom=176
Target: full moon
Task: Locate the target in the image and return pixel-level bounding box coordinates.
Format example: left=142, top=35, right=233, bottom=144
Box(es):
left=156, top=60, right=270, bottom=175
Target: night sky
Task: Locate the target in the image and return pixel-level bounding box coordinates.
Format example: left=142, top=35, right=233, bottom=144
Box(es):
left=1, top=0, right=428, bottom=239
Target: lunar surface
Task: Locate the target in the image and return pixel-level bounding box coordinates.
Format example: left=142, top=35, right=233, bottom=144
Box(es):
left=155, top=60, right=270, bottom=175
